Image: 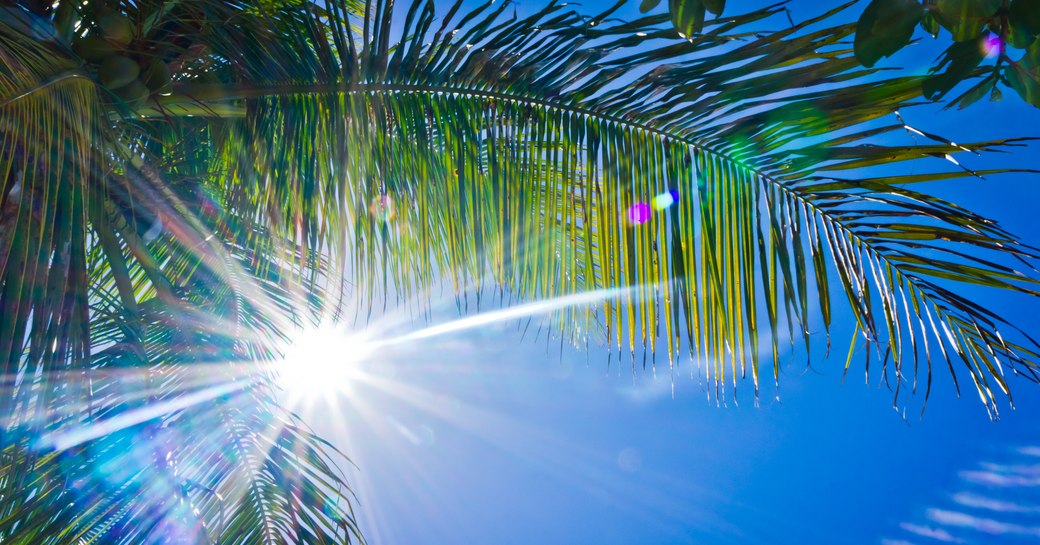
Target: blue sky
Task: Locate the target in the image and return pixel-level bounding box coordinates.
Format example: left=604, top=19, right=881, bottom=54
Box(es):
left=290, top=2, right=1040, bottom=544
left=302, top=315, right=1040, bottom=545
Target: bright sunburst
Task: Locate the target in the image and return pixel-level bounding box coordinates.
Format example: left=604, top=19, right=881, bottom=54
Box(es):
left=277, top=324, right=373, bottom=402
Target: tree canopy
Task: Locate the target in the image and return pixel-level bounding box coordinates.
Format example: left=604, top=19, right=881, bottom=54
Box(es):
left=649, top=0, right=1040, bottom=108
left=1, top=0, right=1039, bottom=543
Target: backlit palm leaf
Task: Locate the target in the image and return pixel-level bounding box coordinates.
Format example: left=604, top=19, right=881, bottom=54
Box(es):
left=174, top=0, right=1040, bottom=413
left=2, top=0, right=1040, bottom=543
left=1, top=3, right=360, bottom=544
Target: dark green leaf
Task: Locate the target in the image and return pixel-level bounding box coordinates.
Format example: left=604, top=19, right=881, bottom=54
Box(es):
left=855, top=0, right=925, bottom=67
left=703, top=0, right=726, bottom=16
left=934, top=0, right=1002, bottom=41
left=1010, top=0, right=1040, bottom=38
left=922, top=10, right=941, bottom=37
left=1007, top=19, right=1038, bottom=49
left=952, top=73, right=997, bottom=108
left=1006, top=41, right=1040, bottom=106
left=669, top=0, right=707, bottom=38
left=923, top=35, right=986, bottom=100
left=640, top=0, right=663, bottom=13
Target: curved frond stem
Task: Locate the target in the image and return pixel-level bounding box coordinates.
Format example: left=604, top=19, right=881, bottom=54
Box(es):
left=0, top=69, right=92, bottom=108
left=152, top=79, right=1040, bottom=413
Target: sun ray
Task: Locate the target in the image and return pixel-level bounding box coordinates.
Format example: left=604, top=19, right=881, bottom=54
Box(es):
left=35, top=375, right=259, bottom=452
left=378, top=286, right=641, bottom=346
left=339, top=348, right=745, bottom=538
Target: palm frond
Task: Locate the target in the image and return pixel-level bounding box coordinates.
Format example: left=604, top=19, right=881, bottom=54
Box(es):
left=4, top=0, right=1040, bottom=543
left=1, top=4, right=363, bottom=543
left=0, top=10, right=99, bottom=540
left=159, top=0, right=1040, bottom=415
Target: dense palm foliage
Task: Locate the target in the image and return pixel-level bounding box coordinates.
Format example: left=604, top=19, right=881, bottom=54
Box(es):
left=652, top=0, right=1040, bottom=108
left=1, top=0, right=1038, bottom=542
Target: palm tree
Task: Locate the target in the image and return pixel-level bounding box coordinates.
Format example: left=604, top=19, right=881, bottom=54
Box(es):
left=1, top=0, right=1038, bottom=542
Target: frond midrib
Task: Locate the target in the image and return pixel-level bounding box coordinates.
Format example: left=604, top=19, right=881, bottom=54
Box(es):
left=150, top=79, right=1000, bottom=367
left=0, top=69, right=92, bottom=107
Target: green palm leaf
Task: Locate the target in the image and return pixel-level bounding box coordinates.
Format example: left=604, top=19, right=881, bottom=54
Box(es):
left=2, top=3, right=361, bottom=543
left=2, top=0, right=1040, bottom=543
left=168, top=0, right=1039, bottom=412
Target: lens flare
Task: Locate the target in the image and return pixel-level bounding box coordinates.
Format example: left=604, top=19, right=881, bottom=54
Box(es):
left=35, top=378, right=255, bottom=452
left=653, top=189, right=678, bottom=210
left=982, top=33, right=1003, bottom=59
left=628, top=202, right=652, bottom=225
left=381, top=286, right=636, bottom=346
left=369, top=194, right=394, bottom=223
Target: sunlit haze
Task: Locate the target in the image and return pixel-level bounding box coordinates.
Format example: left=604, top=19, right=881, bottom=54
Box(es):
left=278, top=325, right=373, bottom=402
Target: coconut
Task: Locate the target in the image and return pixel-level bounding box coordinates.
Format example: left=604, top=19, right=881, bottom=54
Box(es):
left=98, top=55, right=140, bottom=89
left=97, top=9, right=134, bottom=48
left=115, top=79, right=151, bottom=108
left=71, top=34, right=114, bottom=62
left=140, top=58, right=172, bottom=95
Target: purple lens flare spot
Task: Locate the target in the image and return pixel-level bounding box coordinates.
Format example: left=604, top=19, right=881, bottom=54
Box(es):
left=628, top=202, right=652, bottom=225
left=982, top=33, right=1003, bottom=59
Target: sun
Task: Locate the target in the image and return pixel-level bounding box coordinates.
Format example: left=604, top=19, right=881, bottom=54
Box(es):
left=276, top=324, right=372, bottom=401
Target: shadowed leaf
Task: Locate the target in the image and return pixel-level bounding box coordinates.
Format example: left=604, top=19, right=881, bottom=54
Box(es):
left=669, top=0, right=707, bottom=38
left=934, top=0, right=1002, bottom=42
left=855, top=0, right=924, bottom=67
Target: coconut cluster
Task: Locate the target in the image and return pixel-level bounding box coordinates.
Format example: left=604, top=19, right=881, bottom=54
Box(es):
left=59, top=5, right=173, bottom=108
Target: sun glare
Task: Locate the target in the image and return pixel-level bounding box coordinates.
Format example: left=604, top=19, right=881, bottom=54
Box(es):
left=278, top=324, right=372, bottom=400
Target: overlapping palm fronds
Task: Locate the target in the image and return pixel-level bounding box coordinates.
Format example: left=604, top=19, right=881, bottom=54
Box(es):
left=182, top=0, right=1040, bottom=411
left=2, top=0, right=1040, bottom=542
left=1, top=3, right=361, bottom=543
left=1, top=8, right=99, bottom=541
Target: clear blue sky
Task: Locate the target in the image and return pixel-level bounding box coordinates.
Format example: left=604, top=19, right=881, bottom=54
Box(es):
left=293, top=2, right=1040, bottom=544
